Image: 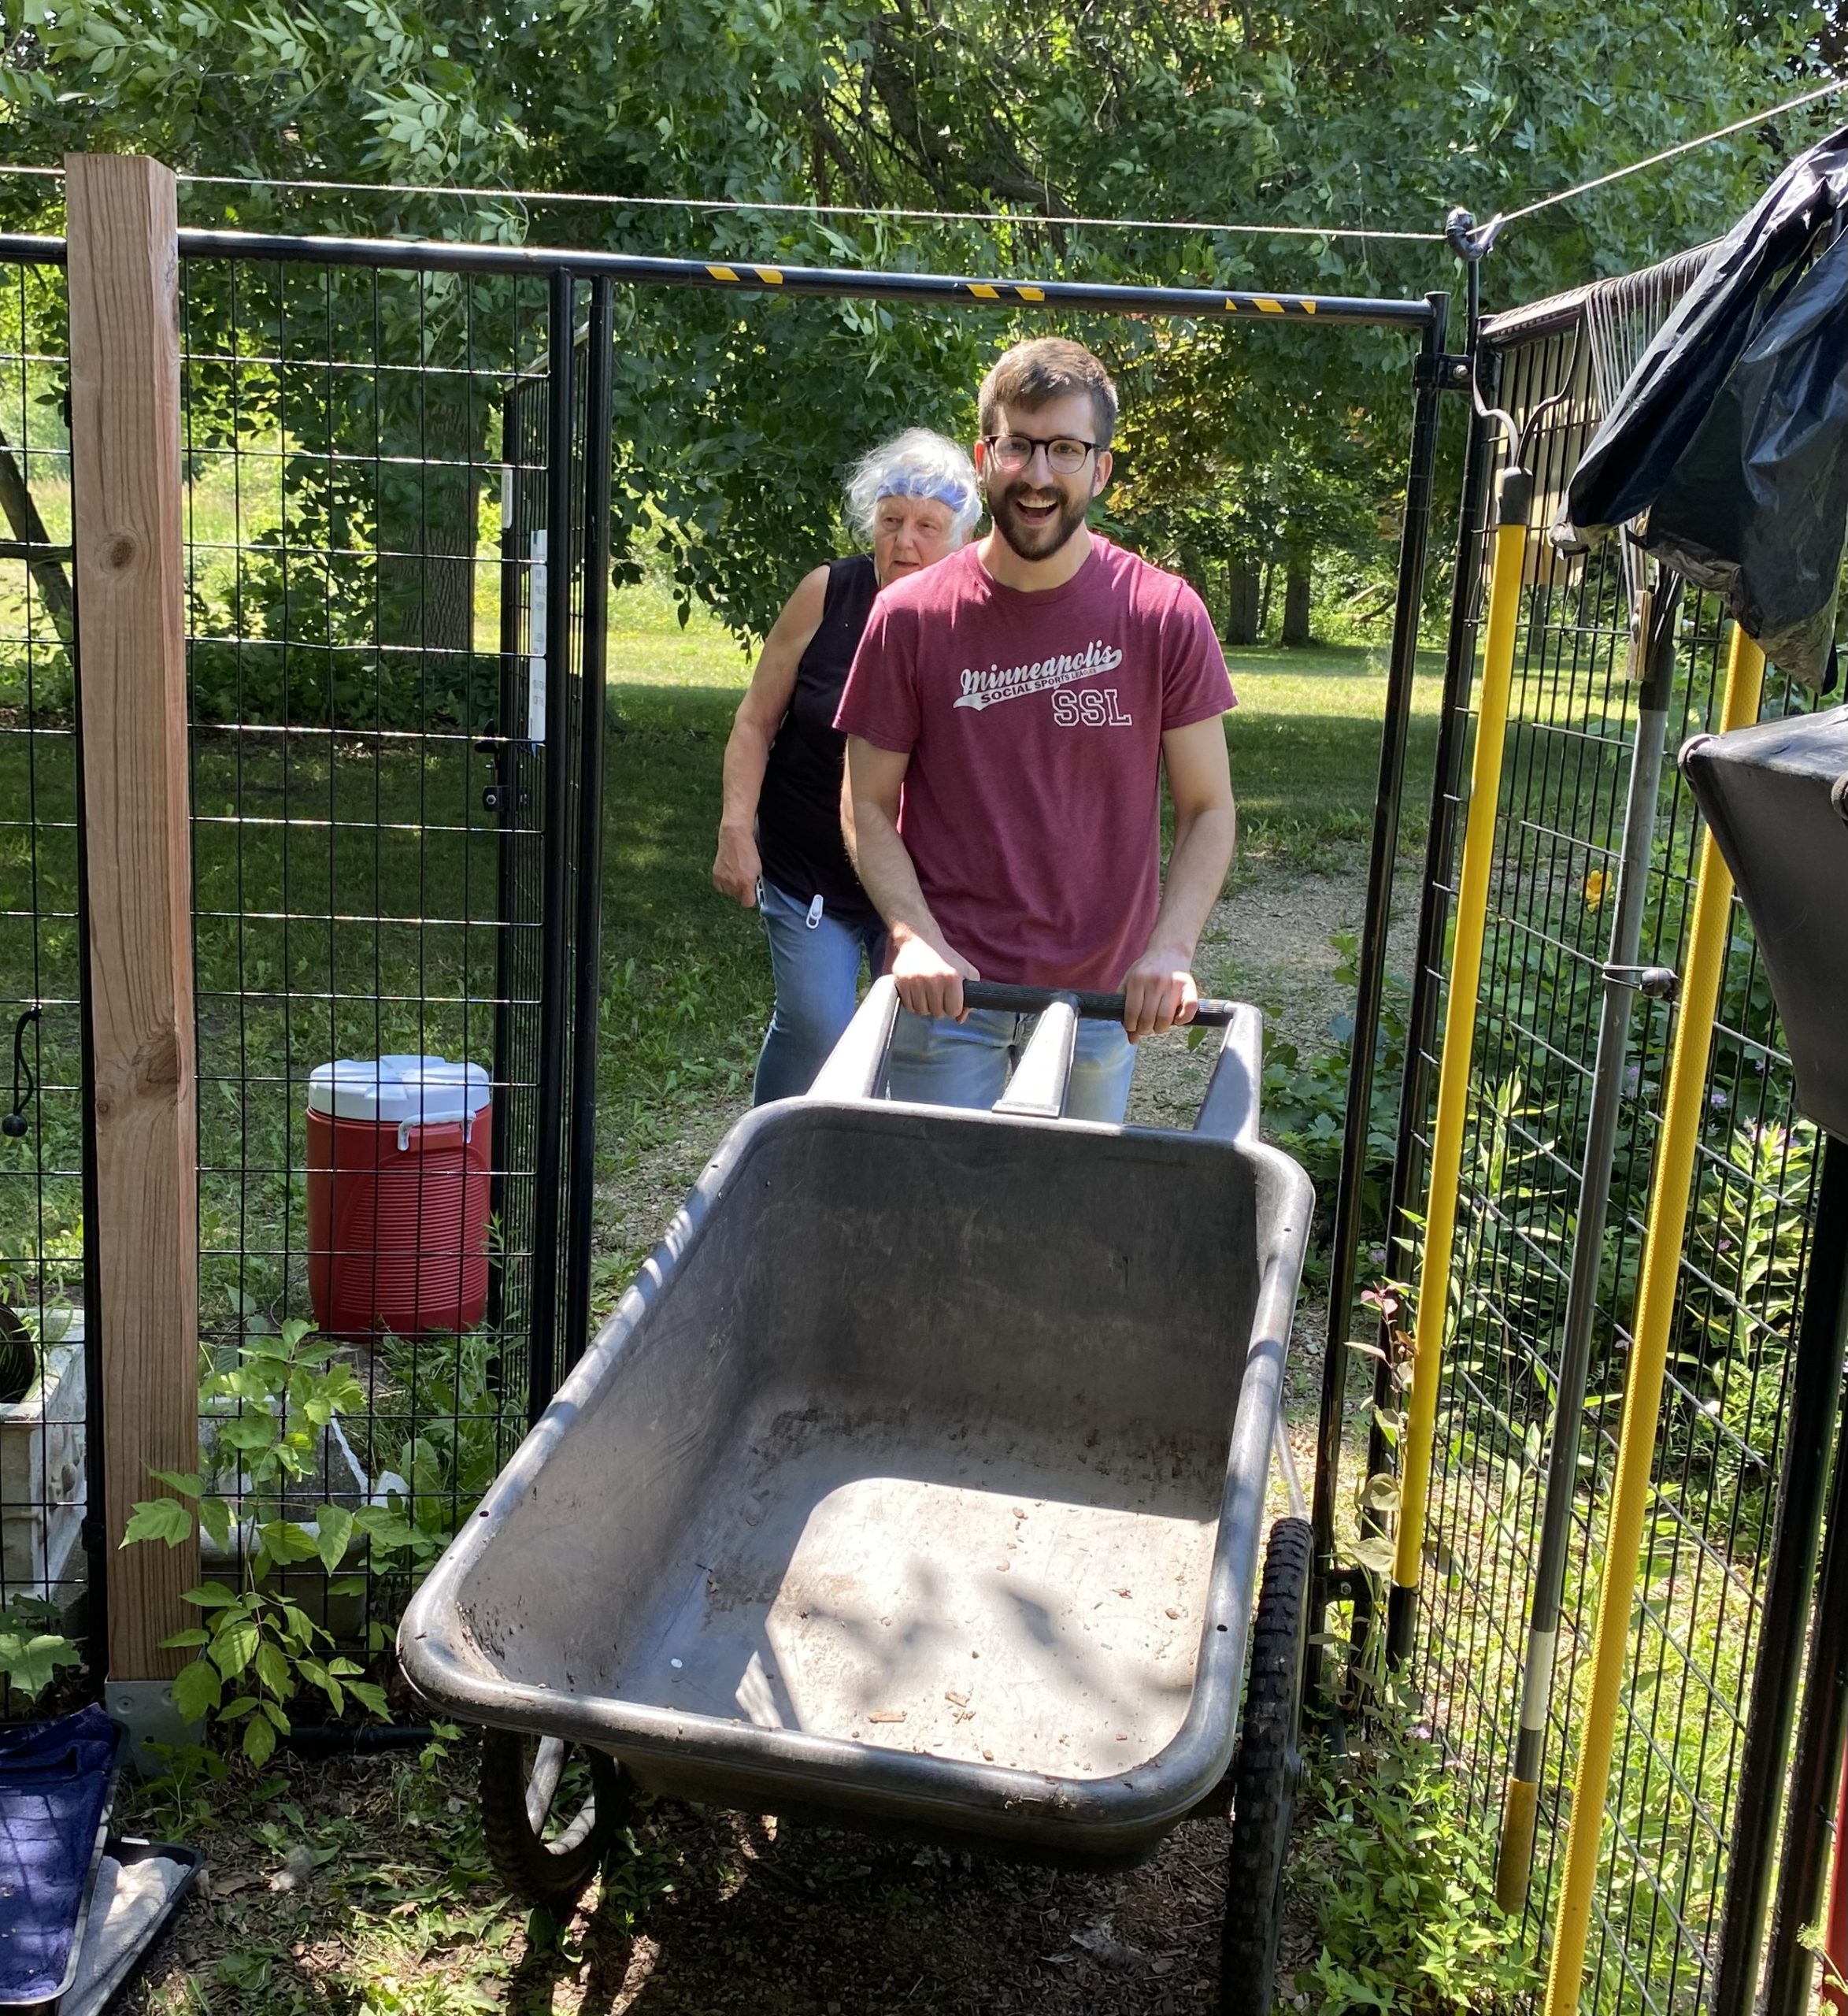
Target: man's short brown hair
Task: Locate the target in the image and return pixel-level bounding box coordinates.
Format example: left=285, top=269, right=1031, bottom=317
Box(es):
left=978, top=337, right=1118, bottom=450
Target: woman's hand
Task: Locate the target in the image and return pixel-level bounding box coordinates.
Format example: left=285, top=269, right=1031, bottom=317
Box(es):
left=713, top=825, right=762, bottom=906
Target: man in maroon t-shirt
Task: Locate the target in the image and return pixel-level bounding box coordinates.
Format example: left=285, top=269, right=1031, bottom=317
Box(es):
left=837, top=336, right=1236, bottom=1122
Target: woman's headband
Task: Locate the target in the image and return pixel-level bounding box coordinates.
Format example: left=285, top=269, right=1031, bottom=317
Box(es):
left=876, top=470, right=974, bottom=511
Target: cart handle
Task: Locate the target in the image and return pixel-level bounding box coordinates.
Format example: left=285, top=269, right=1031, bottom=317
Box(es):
left=961, top=981, right=1239, bottom=1025
left=808, top=976, right=1263, bottom=1142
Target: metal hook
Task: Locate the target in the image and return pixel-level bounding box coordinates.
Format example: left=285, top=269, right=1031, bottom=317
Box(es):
left=5, top=1006, right=41, bottom=1140
left=1447, top=206, right=1572, bottom=472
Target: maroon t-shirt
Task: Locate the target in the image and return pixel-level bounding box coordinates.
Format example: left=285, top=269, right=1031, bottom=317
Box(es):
left=835, top=536, right=1235, bottom=991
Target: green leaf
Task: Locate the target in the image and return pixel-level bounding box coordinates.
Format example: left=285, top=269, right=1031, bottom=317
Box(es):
left=254, top=1639, right=291, bottom=1698
left=345, top=1679, right=391, bottom=1719
left=159, top=1626, right=213, bottom=1649
left=218, top=1417, right=281, bottom=1454
left=198, top=1496, right=234, bottom=1551
left=242, top=1713, right=277, bottom=1766
left=170, top=1656, right=223, bottom=1724
left=181, top=1582, right=239, bottom=1609
left=299, top=1657, right=345, bottom=1714
left=0, top=1629, right=83, bottom=1698
left=313, top=1503, right=354, bottom=1573
left=210, top=1616, right=260, bottom=1677
left=1352, top=1534, right=1398, bottom=1577
left=220, top=1695, right=260, bottom=1720
left=272, top=1599, right=324, bottom=1653
left=149, top=1469, right=203, bottom=1499
left=257, top=1518, right=321, bottom=1566
left=352, top=1506, right=421, bottom=1553
left=121, top=1499, right=195, bottom=1548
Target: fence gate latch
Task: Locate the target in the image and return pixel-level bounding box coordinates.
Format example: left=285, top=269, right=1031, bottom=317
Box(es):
left=1414, top=352, right=1475, bottom=392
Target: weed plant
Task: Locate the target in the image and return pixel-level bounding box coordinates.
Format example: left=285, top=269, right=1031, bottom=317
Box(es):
left=1288, top=1693, right=1539, bottom=2014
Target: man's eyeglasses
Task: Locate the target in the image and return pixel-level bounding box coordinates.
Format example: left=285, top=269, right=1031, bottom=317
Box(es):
left=983, top=432, right=1098, bottom=476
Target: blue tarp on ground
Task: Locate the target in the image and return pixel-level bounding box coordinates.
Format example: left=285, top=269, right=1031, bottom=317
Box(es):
left=0, top=1703, right=120, bottom=2007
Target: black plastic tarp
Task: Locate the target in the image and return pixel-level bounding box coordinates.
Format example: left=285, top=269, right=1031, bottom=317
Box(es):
left=1564, top=124, right=1848, bottom=689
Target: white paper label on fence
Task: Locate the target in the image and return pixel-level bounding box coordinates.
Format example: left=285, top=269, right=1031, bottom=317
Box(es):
left=528, top=528, right=548, bottom=744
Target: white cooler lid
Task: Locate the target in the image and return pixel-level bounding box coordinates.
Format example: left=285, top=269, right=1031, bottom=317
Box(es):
left=307, top=1055, right=491, bottom=1126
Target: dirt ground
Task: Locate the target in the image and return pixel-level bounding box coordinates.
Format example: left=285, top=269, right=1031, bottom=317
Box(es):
left=123, top=1737, right=1328, bottom=2014
left=121, top=850, right=1381, bottom=2016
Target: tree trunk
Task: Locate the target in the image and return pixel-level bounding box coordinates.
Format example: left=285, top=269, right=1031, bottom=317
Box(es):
left=1224, top=558, right=1261, bottom=646
left=1259, top=561, right=1275, bottom=638
left=1282, top=556, right=1313, bottom=648
left=0, top=423, right=74, bottom=639
left=374, top=349, right=485, bottom=670
left=379, top=431, right=479, bottom=659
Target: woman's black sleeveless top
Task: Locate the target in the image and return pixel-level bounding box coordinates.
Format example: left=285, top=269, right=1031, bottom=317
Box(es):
left=754, top=554, right=880, bottom=926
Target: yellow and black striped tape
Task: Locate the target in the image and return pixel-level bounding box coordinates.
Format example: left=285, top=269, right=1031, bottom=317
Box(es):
left=700, top=265, right=1322, bottom=317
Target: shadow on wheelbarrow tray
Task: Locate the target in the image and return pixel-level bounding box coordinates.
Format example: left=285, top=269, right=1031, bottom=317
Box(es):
left=400, top=990, right=1314, bottom=2006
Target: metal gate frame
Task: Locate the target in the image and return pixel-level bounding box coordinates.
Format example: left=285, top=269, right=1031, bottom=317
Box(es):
left=0, top=206, right=1446, bottom=1687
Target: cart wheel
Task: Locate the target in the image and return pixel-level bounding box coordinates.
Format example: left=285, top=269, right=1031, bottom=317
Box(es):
left=479, top=1729, right=628, bottom=1907
left=1220, top=1516, right=1313, bottom=2016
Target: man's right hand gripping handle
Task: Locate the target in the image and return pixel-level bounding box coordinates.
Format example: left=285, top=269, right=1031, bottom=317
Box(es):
left=891, top=924, right=980, bottom=1022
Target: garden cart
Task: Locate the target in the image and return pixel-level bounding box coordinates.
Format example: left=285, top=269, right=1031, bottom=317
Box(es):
left=400, top=979, right=1315, bottom=2012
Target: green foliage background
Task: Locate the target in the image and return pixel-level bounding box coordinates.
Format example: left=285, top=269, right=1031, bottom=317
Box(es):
left=0, top=0, right=1836, bottom=654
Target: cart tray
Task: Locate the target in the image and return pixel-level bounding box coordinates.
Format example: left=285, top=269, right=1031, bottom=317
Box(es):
left=403, top=1028, right=1311, bottom=1862
left=609, top=1399, right=1220, bottom=1778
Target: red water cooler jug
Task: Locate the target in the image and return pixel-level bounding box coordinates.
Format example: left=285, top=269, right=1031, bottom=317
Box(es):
left=306, top=1055, right=493, bottom=1337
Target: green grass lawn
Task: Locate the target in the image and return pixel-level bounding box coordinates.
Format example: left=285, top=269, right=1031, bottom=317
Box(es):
left=602, top=583, right=1442, bottom=854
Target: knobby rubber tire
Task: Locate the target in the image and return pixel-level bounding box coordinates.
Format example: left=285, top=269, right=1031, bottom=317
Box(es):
left=479, top=1728, right=627, bottom=1907
left=1220, top=1516, right=1313, bottom=2016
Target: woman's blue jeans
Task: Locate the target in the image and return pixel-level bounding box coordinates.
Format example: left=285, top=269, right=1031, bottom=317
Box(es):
left=752, top=879, right=888, bottom=1105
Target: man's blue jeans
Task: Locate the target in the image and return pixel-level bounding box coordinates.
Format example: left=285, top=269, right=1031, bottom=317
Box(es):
left=886, top=1005, right=1138, bottom=1124
left=752, top=879, right=888, bottom=1105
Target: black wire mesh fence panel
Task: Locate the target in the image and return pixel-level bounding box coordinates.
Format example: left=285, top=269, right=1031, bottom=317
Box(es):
left=0, top=254, right=94, bottom=1695
left=177, top=251, right=604, bottom=1654
left=1394, top=270, right=1826, bottom=2014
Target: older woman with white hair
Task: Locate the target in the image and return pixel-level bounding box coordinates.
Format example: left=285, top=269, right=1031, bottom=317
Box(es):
left=714, top=427, right=980, bottom=1102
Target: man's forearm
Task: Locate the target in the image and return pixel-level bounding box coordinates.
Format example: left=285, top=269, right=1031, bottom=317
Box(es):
left=847, top=798, right=952, bottom=950
left=1147, top=804, right=1237, bottom=958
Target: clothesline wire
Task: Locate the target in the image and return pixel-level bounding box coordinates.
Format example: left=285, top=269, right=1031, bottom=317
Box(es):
left=0, top=70, right=1841, bottom=243
left=0, top=161, right=1439, bottom=241
left=1498, top=74, right=1848, bottom=228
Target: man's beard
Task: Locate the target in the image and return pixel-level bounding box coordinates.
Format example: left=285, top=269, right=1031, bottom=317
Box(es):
left=987, top=476, right=1091, bottom=562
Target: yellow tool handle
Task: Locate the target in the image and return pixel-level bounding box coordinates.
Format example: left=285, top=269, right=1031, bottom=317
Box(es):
left=1391, top=512, right=1528, bottom=1603
left=1541, top=625, right=1767, bottom=2016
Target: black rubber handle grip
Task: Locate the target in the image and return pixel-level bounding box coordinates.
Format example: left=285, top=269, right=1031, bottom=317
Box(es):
left=960, top=982, right=1238, bottom=1026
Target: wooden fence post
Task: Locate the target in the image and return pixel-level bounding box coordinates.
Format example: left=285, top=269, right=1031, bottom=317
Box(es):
left=65, top=153, right=198, bottom=1719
